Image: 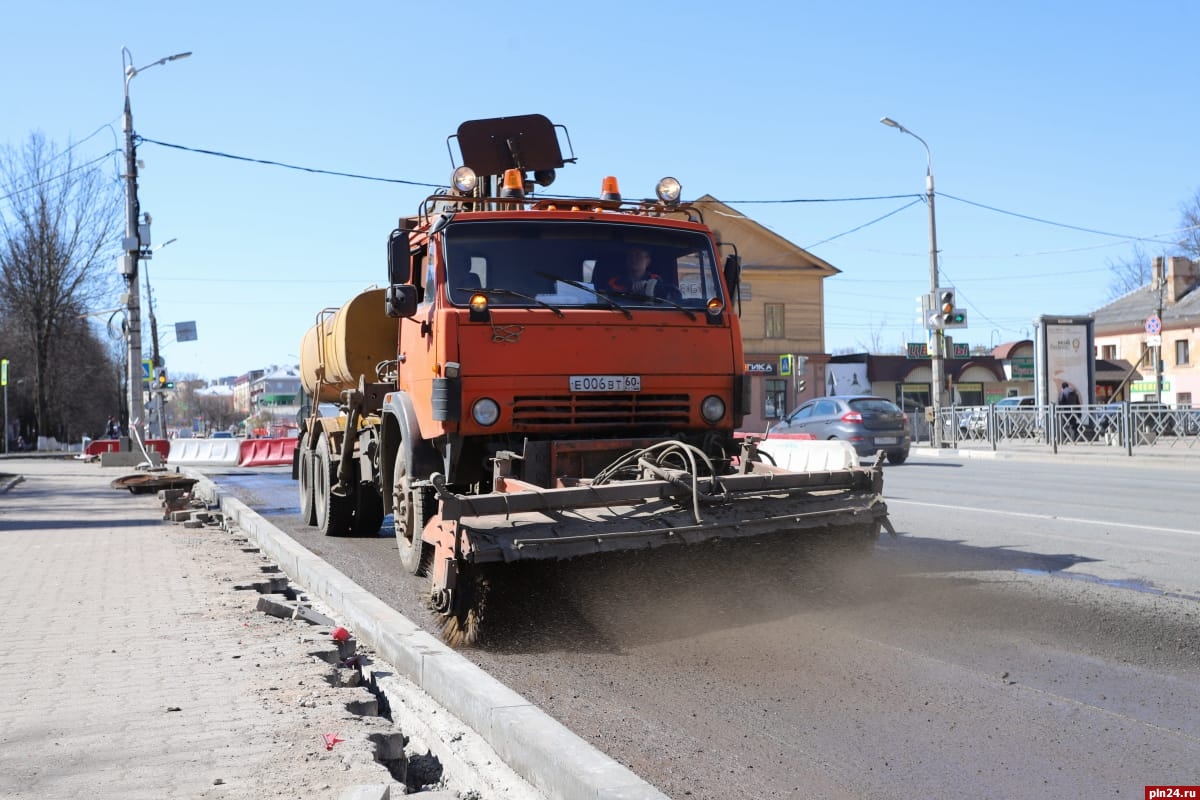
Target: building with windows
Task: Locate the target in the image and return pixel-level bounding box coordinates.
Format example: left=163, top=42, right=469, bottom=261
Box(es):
left=696, top=196, right=839, bottom=433
left=232, top=369, right=265, bottom=416
left=1091, top=256, right=1198, bottom=407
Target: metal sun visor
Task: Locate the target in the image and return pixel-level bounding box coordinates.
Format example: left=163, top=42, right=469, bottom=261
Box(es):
left=448, top=114, right=574, bottom=177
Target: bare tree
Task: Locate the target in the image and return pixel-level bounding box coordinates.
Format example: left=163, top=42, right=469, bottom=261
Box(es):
left=1105, top=242, right=1156, bottom=300
left=855, top=321, right=887, bottom=354
left=1177, top=187, right=1200, bottom=260
left=0, top=132, right=122, bottom=442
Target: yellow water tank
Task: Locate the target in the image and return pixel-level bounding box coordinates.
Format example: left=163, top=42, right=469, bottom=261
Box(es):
left=299, top=288, right=396, bottom=402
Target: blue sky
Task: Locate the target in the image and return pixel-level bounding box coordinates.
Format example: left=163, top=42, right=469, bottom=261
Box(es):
left=3, top=1, right=1197, bottom=380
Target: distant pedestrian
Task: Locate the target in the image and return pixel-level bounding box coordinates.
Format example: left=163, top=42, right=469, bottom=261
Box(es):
left=106, top=416, right=121, bottom=440
left=1057, top=382, right=1081, bottom=439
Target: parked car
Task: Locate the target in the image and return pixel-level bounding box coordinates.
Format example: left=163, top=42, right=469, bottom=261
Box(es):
left=993, top=395, right=1037, bottom=438
left=769, top=395, right=911, bottom=464
left=1129, top=401, right=1200, bottom=437
left=210, top=431, right=234, bottom=439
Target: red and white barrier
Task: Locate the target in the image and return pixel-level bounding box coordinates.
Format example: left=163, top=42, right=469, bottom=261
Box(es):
left=238, top=438, right=297, bottom=468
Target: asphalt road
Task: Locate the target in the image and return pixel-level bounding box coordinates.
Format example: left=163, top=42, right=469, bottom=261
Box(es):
left=208, top=457, right=1200, bottom=799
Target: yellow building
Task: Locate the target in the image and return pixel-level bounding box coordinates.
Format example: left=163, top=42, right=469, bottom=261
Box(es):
left=695, top=196, right=838, bottom=433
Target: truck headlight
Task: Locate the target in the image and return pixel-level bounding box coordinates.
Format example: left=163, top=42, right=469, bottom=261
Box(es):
left=701, top=395, right=725, bottom=423
left=452, top=166, right=477, bottom=194
left=472, top=398, right=500, bottom=426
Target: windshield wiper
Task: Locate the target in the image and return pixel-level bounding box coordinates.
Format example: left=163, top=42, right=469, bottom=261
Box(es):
left=534, top=271, right=633, bottom=319
left=452, top=286, right=564, bottom=317
left=603, top=289, right=697, bottom=320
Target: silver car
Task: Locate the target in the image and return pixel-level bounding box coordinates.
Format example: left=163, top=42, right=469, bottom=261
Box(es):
left=770, top=395, right=911, bottom=464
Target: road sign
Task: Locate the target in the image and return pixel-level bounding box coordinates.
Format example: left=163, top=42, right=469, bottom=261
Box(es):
left=1146, top=335, right=1161, bottom=347
left=1145, top=315, right=1161, bottom=335
left=141, top=358, right=153, bottom=383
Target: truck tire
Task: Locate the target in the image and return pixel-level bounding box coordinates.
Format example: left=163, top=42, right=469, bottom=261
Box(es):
left=315, top=432, right=352, bottom=537
left=297, top=433, right=316, bottom=526
left=393, top=446, right=434, bottom=575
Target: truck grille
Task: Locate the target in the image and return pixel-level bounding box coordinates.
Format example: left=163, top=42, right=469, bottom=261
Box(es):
left=512, top=393, right=691, bottom=428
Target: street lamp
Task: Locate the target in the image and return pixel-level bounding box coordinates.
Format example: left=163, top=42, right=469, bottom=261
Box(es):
left=121, top=46, right=190, bottom=449
left=880, top=116, right=947, bottom=447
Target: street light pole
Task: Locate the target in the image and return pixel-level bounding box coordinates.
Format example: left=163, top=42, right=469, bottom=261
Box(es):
left=121, top=47, right=190, bottom=450
left=881, top=116, right=946, bottom=447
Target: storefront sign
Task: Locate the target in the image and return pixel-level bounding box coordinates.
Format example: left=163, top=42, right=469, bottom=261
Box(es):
left=1010, top=356, right=1034, bottom=379
left=747, top=362, right=776, bottom=375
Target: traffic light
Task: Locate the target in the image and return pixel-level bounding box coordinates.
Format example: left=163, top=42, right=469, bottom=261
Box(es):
left=936, top=289, right=955, bottom=325
left=929, top=288, right=968, bottom=329
left=155, top=369, right=174, bottom=390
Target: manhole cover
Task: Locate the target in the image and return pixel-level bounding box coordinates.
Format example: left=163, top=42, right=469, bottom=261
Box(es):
left=110, top=474, right=199, bottom=494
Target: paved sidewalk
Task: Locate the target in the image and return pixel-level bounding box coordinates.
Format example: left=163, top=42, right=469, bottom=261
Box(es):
left=0, top=456, right=404, bottom=799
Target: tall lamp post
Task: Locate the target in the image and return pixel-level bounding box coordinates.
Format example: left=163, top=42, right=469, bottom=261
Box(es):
left=121, top=46, right=190, bottom=449
left=881, top=116, right=946, bottom=447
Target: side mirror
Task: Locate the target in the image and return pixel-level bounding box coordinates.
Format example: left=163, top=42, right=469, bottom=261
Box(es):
left=387, top=230, right=412, bottom=285
left=723, top=254, right=741, bottom=294
left=385, top=284, right=419, bottom=318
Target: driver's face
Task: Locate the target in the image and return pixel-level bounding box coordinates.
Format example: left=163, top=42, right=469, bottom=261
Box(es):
left=629, top=249, right=650, bottom=277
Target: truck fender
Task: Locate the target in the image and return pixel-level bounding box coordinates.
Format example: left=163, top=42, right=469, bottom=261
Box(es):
left=381, top=392, right=440, bottom=517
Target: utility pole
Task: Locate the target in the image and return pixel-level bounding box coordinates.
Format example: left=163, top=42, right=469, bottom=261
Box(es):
left=120, top=47, right=191, bottom=449
left=882, top=117, right=945, bottom=446
left=1156, top=259, right=1165, bottom=404
left=144, top=238, right=175, bottom=439
left=121, top=59, right=143, bottom=449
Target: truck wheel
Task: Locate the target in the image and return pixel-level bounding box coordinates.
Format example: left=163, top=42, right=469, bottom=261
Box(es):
left=297, top=433, right=316, bottom=526
left=393, top=446, right=434, bottom=575
left=352, top=483, right=385, bottom=536
left=315, top=432, right=352, bottom=537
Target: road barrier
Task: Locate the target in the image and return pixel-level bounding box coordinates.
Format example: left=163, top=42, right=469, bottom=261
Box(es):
left=166, top=438, right=242, bottom=466
left=758, top=432, right=859, bottom=472
left=85, top=439, right=170, bottom=458
left=238, top=437, right=297, bottom=468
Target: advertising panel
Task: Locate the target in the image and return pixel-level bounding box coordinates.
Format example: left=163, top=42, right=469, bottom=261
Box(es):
left=1038, top=316, right=1095, bottom=405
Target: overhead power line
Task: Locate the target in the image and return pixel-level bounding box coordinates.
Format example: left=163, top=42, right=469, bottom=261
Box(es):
left=138, top=136, right=443, bottom=189
left=938, top=192, right=1180, bottom=245
left=136, top=135, right=1186, bottom=251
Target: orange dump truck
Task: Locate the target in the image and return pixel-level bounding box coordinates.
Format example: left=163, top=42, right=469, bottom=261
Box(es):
left=295, top=115, right=889, bottom=643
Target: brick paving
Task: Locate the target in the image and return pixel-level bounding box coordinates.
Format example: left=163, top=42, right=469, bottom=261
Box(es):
left=0, top=457, right=402, bottom=799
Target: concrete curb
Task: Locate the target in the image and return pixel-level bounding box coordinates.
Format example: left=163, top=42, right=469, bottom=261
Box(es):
left=908, top=443, right=1199, bottom=469
left=190, top=473, right=670, bottom=800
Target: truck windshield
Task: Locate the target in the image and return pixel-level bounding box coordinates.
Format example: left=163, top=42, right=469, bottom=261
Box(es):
left=443, top=220, right=723, bottom=310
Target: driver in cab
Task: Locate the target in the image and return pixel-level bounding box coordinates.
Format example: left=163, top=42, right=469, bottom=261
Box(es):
left=603, top=247, right=670, bottom=297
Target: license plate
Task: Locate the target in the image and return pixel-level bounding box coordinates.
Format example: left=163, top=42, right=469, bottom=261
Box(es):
left=874, top=436, right=898, bottom=445
left=569, top=375, right=642, bottom=392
